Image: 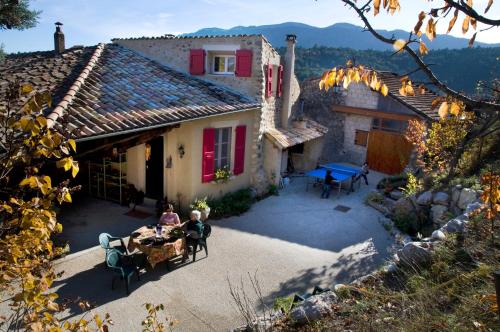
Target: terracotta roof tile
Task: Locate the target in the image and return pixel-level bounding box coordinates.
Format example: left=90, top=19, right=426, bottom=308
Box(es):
left=265, top=119, right=328, bottom=149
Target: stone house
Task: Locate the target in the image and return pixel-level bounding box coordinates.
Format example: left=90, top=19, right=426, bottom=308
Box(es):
left=0, top=25, right=326, bottom=210
left=299, top=73, right=439, bottom=174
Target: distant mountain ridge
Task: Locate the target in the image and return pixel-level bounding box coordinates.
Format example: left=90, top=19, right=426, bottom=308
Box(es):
left=183, top=22, right=500, bottom=50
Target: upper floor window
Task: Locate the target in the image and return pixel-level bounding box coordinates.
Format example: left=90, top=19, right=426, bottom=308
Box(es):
left=213, top=55, right=235, bottom=75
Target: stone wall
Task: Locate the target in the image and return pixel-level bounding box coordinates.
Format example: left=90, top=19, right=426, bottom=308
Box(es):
left=343, top=113, right=372, bottom=165
left=343, top=82, right=379, bottom=109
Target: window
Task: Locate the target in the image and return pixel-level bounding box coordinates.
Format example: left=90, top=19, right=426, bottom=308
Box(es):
left=214, top=127, right=232, bottom=170
left=213, top=55, right=235, bottom=75
left=354, top=130, right=369, bottom=147
left=289, top=143, right=304, bottom=154
left=372, top=118, right=408, bottom=133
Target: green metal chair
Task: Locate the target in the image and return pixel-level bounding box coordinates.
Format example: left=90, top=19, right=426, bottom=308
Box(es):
left=106, top=249, right=140, bottom=295
left=99, top=233, right=128, bottom=265
left=189, top=223, right=211, bottom=262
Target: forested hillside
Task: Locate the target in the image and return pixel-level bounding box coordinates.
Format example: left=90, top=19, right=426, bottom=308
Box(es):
left=281, top=46, right=500, bottom=95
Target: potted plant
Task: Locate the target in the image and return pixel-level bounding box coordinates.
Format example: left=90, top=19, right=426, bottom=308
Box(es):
left=190, top=196, right=210, bottom=221
left=214, top=166, right=232, bottom=183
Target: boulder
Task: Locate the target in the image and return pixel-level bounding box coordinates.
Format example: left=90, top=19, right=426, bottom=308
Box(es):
left=451, top=185, right=462, bottom=205
left=416, top=191, right=433, bottom=206
left=433, top=192, right=450, bottom=206
left=383, top=262, right=399, bottom=273
left=440, top=218, right=465, bottom=233
left=289, top=291, right=338, bottom=325
left=390, top=190, right=404, bottom=200
left=431, top=230, right=446, bottom=241
left=333, top=284, right=347, bottom=292
left=393, top=197, right=415, bottom=214
left=458, top=188, right=477, bottom=210
left=431, top=204, right=449, bottom=225
left=397, top=242, right=432, bottom=267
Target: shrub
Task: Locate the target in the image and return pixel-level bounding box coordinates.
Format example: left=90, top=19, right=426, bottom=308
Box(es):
left=273, top=296, right=293, bottom=313
left=364, top=191, right=384, bottom=204
left=267, top=183, right=279, bottom=196
left=207, top=188, right=255, bottom=219
left=401, top=172, right=423, bottom=197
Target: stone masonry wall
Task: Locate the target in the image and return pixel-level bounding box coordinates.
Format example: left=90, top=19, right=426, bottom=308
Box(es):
left=343, top=82, right=379, bottom=109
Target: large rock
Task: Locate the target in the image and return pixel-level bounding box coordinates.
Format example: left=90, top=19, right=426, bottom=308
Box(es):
left=393, top=197, right=415, bottom=214
left=416, top=191, right=433, bottom=206
left=289, top=292, right=338, bottom=325
left=458, top=188, right=477, bottom=210
left=431, top=204, right=449, bottom=225
left=390, top=190, right=404, bottom=200
left=451, top=185, right=462, bottom=206
left=465, top=202, right=483, bottom=216
left=397, top=242, right=432, bottom=267
left=433, top=192, right=450, bottom=206
left=440, top=218, right=466, bottom=233
left=431, top=229, right=446, bottom=241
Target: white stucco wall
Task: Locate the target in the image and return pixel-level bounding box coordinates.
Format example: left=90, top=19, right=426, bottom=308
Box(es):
left=126, top=144, right=146, bottom=192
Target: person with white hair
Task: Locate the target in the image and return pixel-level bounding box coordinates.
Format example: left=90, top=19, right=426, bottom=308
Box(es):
left=183, top=210, right=204, bottom=244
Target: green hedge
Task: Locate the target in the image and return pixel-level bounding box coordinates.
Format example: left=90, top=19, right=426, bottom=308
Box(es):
left=207, top=188, right=255, bottom=219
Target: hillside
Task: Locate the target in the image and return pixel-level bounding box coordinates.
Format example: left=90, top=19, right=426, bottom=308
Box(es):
left=184, top=22, right=500, bottom=50
left=284, top=46, right=500, bottom=95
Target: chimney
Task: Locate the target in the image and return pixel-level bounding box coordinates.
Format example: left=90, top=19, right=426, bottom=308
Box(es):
left=54, top=22, right=65, bottom=54
left=281, top=34, right=296, bottom=129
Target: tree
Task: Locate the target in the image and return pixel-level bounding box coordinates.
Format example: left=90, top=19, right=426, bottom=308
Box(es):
left=320, top=0, right=499, bottom=179
left=0, top=0, right=39, bottom=30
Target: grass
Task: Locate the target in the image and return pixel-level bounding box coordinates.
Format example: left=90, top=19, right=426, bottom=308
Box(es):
left=275, top=216, right=500, bottom=331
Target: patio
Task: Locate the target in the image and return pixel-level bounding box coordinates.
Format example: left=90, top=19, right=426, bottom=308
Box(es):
left=50, top=170, right=395, bottom=331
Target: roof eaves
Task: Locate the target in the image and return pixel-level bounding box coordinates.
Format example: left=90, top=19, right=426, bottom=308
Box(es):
left=111, top=34, right=263, bottom=42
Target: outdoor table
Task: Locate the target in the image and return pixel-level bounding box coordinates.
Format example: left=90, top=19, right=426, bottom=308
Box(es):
left=305, top=163, right=361, bottom=194
left=127, top=225, right=186, bottom=268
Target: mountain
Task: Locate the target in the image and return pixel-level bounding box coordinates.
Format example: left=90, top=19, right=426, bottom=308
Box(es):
left=183, top=22, right=500, bottom=50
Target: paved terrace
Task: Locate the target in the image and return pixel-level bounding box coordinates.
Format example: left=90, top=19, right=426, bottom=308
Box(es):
left=43, top=171, right=393, bottom=331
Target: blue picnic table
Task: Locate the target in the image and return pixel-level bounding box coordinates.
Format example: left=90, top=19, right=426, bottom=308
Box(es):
left=305, top=163, right=362, bottom=195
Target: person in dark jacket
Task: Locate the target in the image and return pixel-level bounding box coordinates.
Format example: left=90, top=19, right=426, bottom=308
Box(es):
left=183, top=210, right=204, bottom=252
left=321, top=169, right=335, bottom=199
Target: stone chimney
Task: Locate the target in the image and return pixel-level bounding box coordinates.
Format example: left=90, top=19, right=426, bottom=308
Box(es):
left=54, top=22, right=65, bottom=54
left=281, top=34, right=296, bottom=129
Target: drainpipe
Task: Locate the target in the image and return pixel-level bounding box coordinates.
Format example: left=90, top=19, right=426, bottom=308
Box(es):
left=281, top=34, right=296, bottom=129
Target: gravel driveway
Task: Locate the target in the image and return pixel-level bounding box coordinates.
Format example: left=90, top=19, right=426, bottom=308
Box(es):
left=44, top=172, right=394, bottom=331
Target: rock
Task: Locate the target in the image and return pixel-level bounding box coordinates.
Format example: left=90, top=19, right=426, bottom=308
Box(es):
left=383, top=262, right=398, bottom=273
left=431, top=230, right=446, bottom=241
left=289, top=292, right=338, bottom=325
left=458, top=188, right=477, bottom=210
left=433, top=192, right=449, bottom=206
left=334, top=284, right=347, bottom=292
left=431, top=204, right=449, bottom=225
left=393, top=197, right=415, bottom=214
left=390, top=190, right=404, bottom=200
left=451, top=185, right=462, bottom=205
left=440, top=218, right=465, bottom=233
left=397, top=242, right=432, bottom=267
left=416, top=191, right=433, bottom=206
left=465, top=202, right=483, bottom=216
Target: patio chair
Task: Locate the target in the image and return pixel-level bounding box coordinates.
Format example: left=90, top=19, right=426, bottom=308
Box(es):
left=99, top=233, right=128, bottom=266
left=189, top=223, right=211, bottom=262
left=106, top=249, right=140, bottom=295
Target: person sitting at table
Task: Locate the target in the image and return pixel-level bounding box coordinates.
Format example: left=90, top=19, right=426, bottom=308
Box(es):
left=183, top=210, right=204, bottom=251
left=321, top=169, right=335, bottom=199
left=159, top=204, right=181, bottom=226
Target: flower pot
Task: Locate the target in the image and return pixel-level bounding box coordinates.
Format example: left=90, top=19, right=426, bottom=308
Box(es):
left=201, top=207, right=211, bottom=221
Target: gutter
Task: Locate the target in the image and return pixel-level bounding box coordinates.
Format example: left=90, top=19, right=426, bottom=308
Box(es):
left=75, top=106, right=260, bottom=142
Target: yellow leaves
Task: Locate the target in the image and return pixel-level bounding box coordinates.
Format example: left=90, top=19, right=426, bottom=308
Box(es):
left=20, top=84, right=33, bottom=95
left=56, top=157, right=72, bottom=171
left=398, top=79, right=415, bottom=96
left=449, top=102, right=462, bottom=116
left=68, top=139, right=77, bottom=153
left=425, top=18, right=437, bottom=41
left=373, top=0, right=381, bottom=16
left=393, top=39, right=406, bottom=53
left=468, top=32, right=477, bottom=48
left=419, top=41, right=428, bottom=55
left=462, top=15, right=470, bottom=34
left=485, top=0, right=493, bottom=13
left=413, top=11, right=426, bottom=34
left=71, top=161, right=79, bottom=178
left=438, top=102, right=449, bottom=118
left=447, top=9, right=459, bottom=34
left=381, top=84, right=389, bottom=97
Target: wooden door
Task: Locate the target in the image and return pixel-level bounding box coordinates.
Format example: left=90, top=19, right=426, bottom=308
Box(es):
left=366, top=130, right=412, bottom=174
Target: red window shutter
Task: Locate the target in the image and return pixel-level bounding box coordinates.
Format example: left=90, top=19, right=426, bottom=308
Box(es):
left=233, top=125, right=246, bottom=175
left=265, top=64, right=273, bottom=98
left=235, top=49, right=252, bottom=77
left=202, top=128, right=215, bottom=183
left=277, top=65, right=284, bottom=97
left=189, top=49, right=205, bottom=75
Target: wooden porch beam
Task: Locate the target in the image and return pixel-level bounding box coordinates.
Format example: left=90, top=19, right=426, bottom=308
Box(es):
left=332, top=105, right=420, bottom=121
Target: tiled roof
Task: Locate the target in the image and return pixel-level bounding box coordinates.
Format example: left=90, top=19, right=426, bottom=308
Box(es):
left=111, top=34, right=262, bottom=41
left=377, top=71, right=440, bottom=120
left=1, top=44, right=260, bottom=140
left=0, top=46, right=96, bottom=111
left=265, top=119, right=328, bottom=149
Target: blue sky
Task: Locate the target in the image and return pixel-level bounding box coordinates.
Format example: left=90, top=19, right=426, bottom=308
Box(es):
left=2, top=0, right=499, bottom=53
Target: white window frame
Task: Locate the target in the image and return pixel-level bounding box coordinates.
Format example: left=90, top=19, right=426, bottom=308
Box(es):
left=214, top=127, right=232, bottom=170
left=212, top=55, right=236, bottom=75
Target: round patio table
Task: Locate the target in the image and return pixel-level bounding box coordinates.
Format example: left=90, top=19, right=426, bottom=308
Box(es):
left=127, top=225, right=186, bottom=268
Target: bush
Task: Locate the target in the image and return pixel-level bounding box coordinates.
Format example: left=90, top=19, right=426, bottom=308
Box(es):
left=364, top=191, right=384, bottom=204
left=376, top=174, right=408, bottom=191
left=207, top=188, right=255, bottom=219
left=267, top=184, right=279, bottom=196
left=449, top=175, right=481, bottom=190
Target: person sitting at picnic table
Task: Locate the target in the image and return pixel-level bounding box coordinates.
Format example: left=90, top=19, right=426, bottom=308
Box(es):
left=159, top=204, right=180, bottom=226
left=182, top=210, right=204, bottom=250
left=321, top=169, right=335, bottom=199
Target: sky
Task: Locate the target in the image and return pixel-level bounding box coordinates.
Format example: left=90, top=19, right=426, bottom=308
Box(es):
left=1, top=0, right=499, bottom=53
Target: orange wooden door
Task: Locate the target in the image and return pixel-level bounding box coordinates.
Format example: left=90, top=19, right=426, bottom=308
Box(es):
left=366, top=130, right=412, bottom=175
